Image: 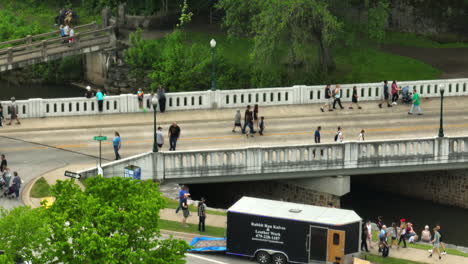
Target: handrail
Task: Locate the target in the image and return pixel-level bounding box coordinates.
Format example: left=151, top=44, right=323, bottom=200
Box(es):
left=0, top=22, right=97, bottom=47
left=0, top=26, right=113, bottom=56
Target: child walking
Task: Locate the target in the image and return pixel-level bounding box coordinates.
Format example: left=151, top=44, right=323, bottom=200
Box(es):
left=259, top=116, right=265, bottom=135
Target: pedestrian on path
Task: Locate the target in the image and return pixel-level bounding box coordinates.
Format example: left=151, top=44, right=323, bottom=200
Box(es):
left=137, top=88, right=145, bottom=110
left=398, top=218, right=407, bottom=248
left=12, top=171, right=21, bottom=199
left=148, top=92, right=155, bottom=110
left=259, top=116, right=265, bottom=136
left=156, top=126, right=164, bottom=148
left=429, top=227, right=442, bottom=260
left=391, top=80, right=400, bottom=105
left=175, top=185, right=189, bottom=214
left=334, top=126, right=344, bottom=142
left=0, top=154, right=7, bottom=173
left=2, top=167, right=11, bottom=188
left=320, top=84, right=334, bottom=112
left=181, top=193, right=190, bottom=227
left=379, top=80, right=392, bottom=108
left=366, top=220, right=373, bottom=249
left=348, top=86, right=362, bottom=109
left=242, top=105, right=254, bottom=136
left=67, top=26, right=75, bottom=47
left=390, top=222, right=398, bottom=248
left=253, top=104, right=259, bottom=130
left=232, top=109, right=242, bottom=132
left=333, top=85, right=344, bottom=110
left=198, top=197, right=206, bottom=232
left=359, top=129, right=365, bottom=141
left=62, top=23, right=70, bottom=43
left=0, top=105, right=3, bottom=127
left=314, top=126, right=321, bottom=143
left=7, top=97, right=20, bottom=125
left=361, top=223, right=369, bottom=252
left=168, top=122, right=181, bottom=151
left=113, top=131, right=121, bottom=160
left=84, top=86, right=94, bottom=98
left=408, top=88, right=423, bottom=115
left=157, top=85, right=166, bottom=113
left=436, top=224, right=447, bottom=255
left=96, top=89, right=105, bottom=112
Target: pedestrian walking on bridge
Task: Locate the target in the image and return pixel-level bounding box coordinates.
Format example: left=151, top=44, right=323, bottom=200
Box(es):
left=333, top=85, right=344, bottom=110
left=0, top=104, right=4, bottom=127
left=156, top=126, right=164, bottom=148
left=169, top=122, right=181, bottom=151
left=232, top=109, right=242, bottom=132
left=408, top=88, right=423, bottom=115
left=379, top=80, right=392, bottom=108
left=320, top=84, right=333, bottom=112
left=12, top=172, right=21, bottom=200
left=7, top=97, right=20, bottom=125
left=96, top=89, right=105, bottom=112
left=157, top=86, right=166, bottom=113
left=113, top=131, right=121, bottom=160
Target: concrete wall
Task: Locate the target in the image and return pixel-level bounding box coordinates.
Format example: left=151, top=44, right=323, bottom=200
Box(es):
left=353, top=169, right=468, bottom=209
left=85, top=53, right=106, bottom=86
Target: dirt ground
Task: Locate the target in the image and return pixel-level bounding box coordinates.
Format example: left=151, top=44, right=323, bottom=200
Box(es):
left=383, top=44, right=468, bottom=79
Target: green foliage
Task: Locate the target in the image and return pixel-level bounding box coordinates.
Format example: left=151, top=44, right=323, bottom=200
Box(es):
left=24, top=55, right=84, bottom=83
left=124, top=29, right=163, bottom=79
left=34, top=177, right=189, bottom=263
left=385, top=31, right=468, bottom=48
left=367, top=0, right=390, bottom=43
left=363, top=254, right=426, bottom=264
left=177, top=0, right=193, bottom=29
left=0, top=207, right=50, bottom=263
left=160, top=219, right=226, bottom=238
left=30, top=177, right=51, bottom=198
left=216, top=0, right=261, bottom=37
left=0, top=9, right=43, bottom=42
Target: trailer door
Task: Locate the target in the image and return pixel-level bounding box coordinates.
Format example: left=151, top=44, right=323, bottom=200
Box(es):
left=327, top=229, right=345, bottom=264
left=308, top=226, right=327, bottom=262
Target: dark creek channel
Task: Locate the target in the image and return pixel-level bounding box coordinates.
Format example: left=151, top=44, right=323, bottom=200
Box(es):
left=0, top=81, right=84, bottom=100
left=188, top=181, right=468, bottom=247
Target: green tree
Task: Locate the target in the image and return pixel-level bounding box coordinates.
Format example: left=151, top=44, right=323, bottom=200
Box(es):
left=367, top=0, right=390, bottom=43
left=216, top=0, right=261, bottom=37
left=37, top=177, right=189, bottom=264
left=124, top=30, right=163, bottom=80
left=0, top=206, right=50, bottom=263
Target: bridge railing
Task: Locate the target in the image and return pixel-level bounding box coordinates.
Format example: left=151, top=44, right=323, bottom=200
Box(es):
left=1, top=78, right=468, bottom=119
left=0, top=22, right=98, bottom=50
left=78, top=136, right=468, bottom=182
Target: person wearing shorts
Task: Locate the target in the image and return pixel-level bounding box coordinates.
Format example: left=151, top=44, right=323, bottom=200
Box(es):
left=232, top=109, right=242, bottom=132
left=379, top=80, right=392, bottom=108
left=429, top=227, right=442, bottom=260
left=181, top=193, right=190, bottom=227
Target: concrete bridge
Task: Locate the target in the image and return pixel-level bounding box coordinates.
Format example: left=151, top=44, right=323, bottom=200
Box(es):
left=0, top=22, right=117, bottom=72
left=1, top=78, right=467, bottom=118
left=78, top=136, right=468, bottom=197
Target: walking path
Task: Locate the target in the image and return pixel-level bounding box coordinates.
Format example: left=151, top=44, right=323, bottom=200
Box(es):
left=369, top=246, right=468, bottom=264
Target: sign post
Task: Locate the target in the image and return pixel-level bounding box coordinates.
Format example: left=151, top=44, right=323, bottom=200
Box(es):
left=93, top=136, right=107, bottom=168
left=64, top=170, right=81, bottom=179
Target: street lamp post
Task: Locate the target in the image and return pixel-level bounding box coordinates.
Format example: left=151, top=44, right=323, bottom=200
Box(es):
left=438, top=85, right=445, bottom=138
left=210, top=38, right=217, bottom=91
left=152, top=97, right=158, bottom=152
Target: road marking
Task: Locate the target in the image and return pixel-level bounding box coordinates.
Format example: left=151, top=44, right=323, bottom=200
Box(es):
left=186, top=253, right=229, bottom=264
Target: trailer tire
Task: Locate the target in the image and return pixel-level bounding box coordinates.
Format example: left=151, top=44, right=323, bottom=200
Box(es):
left=272, top=253, right=287, bottom=264
left=256, top=251, right=271, bottom=264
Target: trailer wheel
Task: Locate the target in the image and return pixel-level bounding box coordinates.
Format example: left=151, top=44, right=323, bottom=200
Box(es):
left=272, top=253, right=287, bottom=264
left=256, top=251, right=271, bottom=264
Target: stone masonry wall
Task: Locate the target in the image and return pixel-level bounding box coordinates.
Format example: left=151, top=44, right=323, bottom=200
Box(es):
left=188, top=180, right=340, bottom=209
left=353, top=170, right=468, bottom=209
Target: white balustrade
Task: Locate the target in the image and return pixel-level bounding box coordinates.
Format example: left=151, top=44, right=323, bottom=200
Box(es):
left=5, top=78, right=466, bottom=119
left=78, top=136, right=468, bottom=182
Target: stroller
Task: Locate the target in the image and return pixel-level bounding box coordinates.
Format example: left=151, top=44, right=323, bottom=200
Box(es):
left=401, top=86, right=412, bottom=104
left=3, top=185, right=16, bottom=199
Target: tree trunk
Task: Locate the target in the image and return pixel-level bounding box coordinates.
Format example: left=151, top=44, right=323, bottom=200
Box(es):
left=318, top=37, right=335, bottom=73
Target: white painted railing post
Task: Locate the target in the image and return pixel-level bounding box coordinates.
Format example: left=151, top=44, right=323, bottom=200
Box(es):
left=153, top=152, right=165, bottom=181
left=208, top=90, right=216, bottom=109
left=293, top=85, right=303, bottom=104
left=436, top=137, right=450, bottom=162
left=344, top=142, right=359, bottom=168
left=119, top=94, right=128, bottom=113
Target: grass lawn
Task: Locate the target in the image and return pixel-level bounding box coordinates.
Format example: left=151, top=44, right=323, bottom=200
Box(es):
left=363, top=254, right=426, bottom=264
left=385, top=32, right=468, bottom=49
left=159, top=219, right=226, bottom=238
left=30, top=177, right=51, bottom=198
left=163, top=197, right=227, bottom=216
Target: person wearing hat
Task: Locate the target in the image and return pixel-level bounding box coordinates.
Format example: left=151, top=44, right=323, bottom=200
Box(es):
left=198, top=197, right=206, bottom=232
left=397, top=218, right=407, bottom=248
left=84, top=86, right=94, bottom=98
left=7, top=97, right=20, bottom=125
left=421, top=225, right=432, bottom=243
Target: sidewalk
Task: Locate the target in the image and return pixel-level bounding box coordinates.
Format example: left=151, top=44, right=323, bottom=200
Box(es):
left=0, top=97, right=465, bottom=134
left=369, top=246, right=468, bottom=263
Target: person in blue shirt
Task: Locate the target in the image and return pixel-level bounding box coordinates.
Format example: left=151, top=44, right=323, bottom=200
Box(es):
left=113, top=131, right=121, bottom=160
left=96, top=89, right=105, bottom=112
left=314, top=126, right=321, bottom=143
left=176, top=185, right=189, bottom=214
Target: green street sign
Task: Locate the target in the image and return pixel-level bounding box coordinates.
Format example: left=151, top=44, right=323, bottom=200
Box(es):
left=94, top=136, right=108, bottom=141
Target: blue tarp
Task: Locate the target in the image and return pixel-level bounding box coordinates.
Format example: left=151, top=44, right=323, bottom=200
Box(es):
left=189, top=237, right=227, bottom=252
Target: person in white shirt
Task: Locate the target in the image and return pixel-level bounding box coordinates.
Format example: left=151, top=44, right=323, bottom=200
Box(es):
left=359, top=129, right=365, bottom=141
left=68, top=27, right=75, bottom=47
left=335, top=126, right=344, bottom=142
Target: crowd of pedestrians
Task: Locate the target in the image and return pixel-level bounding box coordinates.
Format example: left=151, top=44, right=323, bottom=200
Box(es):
left=55, top=8, right=78, bottom=47
left=362, top=216, right=447, bottom=260
left=175, top=185, right=207, bottom=232
left=0, top=154, right=22, bottom=200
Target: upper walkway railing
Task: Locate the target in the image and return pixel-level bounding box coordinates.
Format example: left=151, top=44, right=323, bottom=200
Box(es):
left=78, top=136, right=468, bottom=183
left=1, top=78, right=468, bottom=119
left=0, top=22, right=116, bottom=72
